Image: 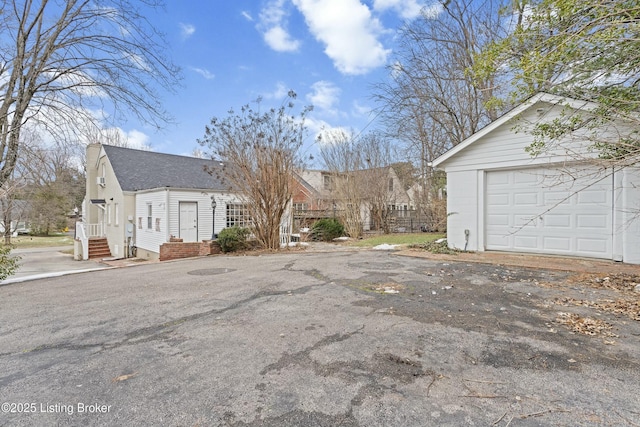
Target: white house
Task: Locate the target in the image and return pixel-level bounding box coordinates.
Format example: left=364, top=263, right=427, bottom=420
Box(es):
left=432, top=92, right=640, bottom=264
left=80, top=144, right=247, bottom=260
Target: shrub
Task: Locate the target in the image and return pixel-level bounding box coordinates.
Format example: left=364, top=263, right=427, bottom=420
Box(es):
left=217, top=226, right=249, bottom=253
left=0, top=245, right=20, bottom=280
left=309, top=218, right=344, bottom=242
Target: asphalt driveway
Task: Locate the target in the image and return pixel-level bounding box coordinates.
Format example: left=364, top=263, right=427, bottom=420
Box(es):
left=0, top=251, right=639, bottom=426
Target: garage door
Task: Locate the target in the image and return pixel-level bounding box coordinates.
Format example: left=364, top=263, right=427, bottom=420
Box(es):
left=485, top=168, right=613, bottom=259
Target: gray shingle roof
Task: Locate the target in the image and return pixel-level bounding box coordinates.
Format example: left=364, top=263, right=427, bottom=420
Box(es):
left=102, top=145, right=233, bottom=192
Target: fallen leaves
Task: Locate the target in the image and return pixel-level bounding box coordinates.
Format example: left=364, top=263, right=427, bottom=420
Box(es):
left=554, top=297, right=640, bottom=321
left=554, top=312, right=618, bottom=338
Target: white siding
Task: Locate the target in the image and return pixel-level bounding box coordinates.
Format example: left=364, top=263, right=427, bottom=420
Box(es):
left=135, top=190, right=246, bottom=255
left=446, top=170, right=480, bottom=251
left=167, top=191, right=237, bottom=241
left=622, top=167, right=640, bottom=264
left=442, top=103, right=597, bottom=173
left=135, top=190, right=168, bottom=254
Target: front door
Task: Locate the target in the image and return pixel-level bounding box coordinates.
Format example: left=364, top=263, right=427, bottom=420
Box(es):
left=179, top=202, right=198, bottom=242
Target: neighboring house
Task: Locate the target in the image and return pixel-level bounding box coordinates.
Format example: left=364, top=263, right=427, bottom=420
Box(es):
left=81, top=144, right=244, bottom=260
left=294, top=167, right=412, bottom=231
left=0, top=199, right=32, bottom=236
left=432, top=92, right=640, bottom=264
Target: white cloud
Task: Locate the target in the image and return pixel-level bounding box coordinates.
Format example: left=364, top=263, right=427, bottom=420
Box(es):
left=179, top=22, right=196, bottom=39
left=262, top=82, right=289, bottom=100
left=306, top=81, right=341, bottom=113
left=122, top=129, right=151, bottom=150
left=259, top=0, right=301, bottom=52
left=190, top=67, right=215, bottom=80
left=315, top=126, right=352, bottom=146
left=292, top=0, right=390, bottom=75
left=241, top=11, right=254, bottom=21
left=264, top=26, right=301, bottom=52
left=372, top=0, right=441, bottom=20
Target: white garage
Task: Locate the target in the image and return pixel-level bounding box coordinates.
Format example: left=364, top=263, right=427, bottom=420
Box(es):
left=432, top=93, right=640, bottom=264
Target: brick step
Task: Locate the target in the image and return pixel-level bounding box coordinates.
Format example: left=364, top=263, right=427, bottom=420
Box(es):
left=88, top=238, right=111, bottom=259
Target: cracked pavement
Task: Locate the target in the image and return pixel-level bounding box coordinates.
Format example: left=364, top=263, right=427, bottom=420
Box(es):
left=0, top=251, right=639, bottom=426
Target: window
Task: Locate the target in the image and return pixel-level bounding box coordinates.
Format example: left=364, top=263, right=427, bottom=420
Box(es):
left=388, top=178, right=394, bottom=192
left=147, top=203, right=153, bottom=229
left=323, top=174, right=332, bottom=190
left=226, top=203, right=250, bottom=228
left=293, top=203, right=308, bottom=212
left=115, top=203, right=119, bottom=226
left=107, top=204, right=112, bottom=225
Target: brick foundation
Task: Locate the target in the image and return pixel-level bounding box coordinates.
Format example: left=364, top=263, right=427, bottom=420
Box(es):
left=160, top=240, right=221, bottom=261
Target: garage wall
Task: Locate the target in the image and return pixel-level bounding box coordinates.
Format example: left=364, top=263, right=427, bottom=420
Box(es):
left=446, top=170, right=481, bottom=251
left=622, top=167, right=640, bottom=264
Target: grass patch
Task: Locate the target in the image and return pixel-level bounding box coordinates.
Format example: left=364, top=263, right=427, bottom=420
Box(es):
left=7, top=234, right=74, bottom=249
left=348, top=233, right=444, bottom=248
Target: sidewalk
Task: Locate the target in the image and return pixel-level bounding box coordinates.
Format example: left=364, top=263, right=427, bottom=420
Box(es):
left=1, top=246, right=111, bottom=285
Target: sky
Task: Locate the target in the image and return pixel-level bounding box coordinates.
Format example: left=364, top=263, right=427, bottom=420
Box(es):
left=119, top=0, right=441, bottom=163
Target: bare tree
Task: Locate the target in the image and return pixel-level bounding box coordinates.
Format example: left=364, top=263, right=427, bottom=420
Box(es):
left=16, top=140, right=84, bottom=236
left=0, top=179, right=29, bottom=243
left=0, top=0, right=180, bottom=190
left=319, top=130, right=398, bottom=237
left=319, top=130, right=366, bottom=238
left=199, top=92, right=311, bottom=251
left=359, top=132, right=398, bottom=233
left=374, top=0, right=509, bottom=222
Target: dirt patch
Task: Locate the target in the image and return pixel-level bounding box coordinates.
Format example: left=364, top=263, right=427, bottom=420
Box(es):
left=397, top=248, right=640, bottom=274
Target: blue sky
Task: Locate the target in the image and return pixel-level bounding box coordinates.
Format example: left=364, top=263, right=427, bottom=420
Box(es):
left=125, top=0, right=441, bottom=162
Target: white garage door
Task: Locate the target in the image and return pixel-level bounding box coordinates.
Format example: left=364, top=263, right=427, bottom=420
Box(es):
left=485, top=168, right=613, bottom=259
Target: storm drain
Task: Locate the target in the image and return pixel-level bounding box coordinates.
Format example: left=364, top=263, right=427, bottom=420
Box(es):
left=187, top=268, right=236, bottom=276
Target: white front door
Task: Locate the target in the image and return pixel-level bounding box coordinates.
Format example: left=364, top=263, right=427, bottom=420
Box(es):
left=485, top=167, right=613, bottom=259
left=179, top=202, right=198, bottom=242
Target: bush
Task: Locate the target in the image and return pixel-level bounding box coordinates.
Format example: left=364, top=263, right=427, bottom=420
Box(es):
left=217, top=226, right=249, bottom=253
left=309, top=218, right=344, bottom=242
left=0, top=245, right=20, bottom=280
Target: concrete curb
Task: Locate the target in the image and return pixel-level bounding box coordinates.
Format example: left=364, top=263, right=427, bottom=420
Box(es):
left=0, top=267, right=117, bottom=286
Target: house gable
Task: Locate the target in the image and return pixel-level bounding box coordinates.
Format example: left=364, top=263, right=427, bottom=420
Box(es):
left=432, top=92, right=602, bottom=172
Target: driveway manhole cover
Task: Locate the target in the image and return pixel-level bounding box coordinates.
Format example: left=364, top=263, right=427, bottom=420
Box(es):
left=348, top=261, right=403, bottom=270
left=187, top=268, right=236, bottom=276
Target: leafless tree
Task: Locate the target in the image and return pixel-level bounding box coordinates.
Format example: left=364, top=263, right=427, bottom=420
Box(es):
left=15, top=139, right=84, bottom=236
left=319, top=130, right=366, bottom=238
left=0, top=0, right=180, bottom=190
left=319, top=130, right=398, bottom=237
left=199, top=92, right=311, bottom=250
left=374, top=0, right=509, bottom=220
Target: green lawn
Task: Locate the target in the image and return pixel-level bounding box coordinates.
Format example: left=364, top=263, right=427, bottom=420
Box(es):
left=347, top=232, right=444, bottom=248
left=5, top=234, right=75, bottom=249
